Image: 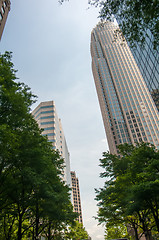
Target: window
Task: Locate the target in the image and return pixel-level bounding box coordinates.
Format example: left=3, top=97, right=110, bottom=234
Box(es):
left=1, top=6, right=5, bottom=14
left=0, top=13, right=3, bottom=21
left=42, top=133, right=55, bottom=136
left=41, top=110, right=54, bottom=114
left=48, top=139, right=56, bottom=142
left=43, top=127, right=55, bottom=131
left=40, top=116, right=54, bottom=120
left=41, top=121, right=55, bottom=125
left=33, top=105, right=53, bottom=115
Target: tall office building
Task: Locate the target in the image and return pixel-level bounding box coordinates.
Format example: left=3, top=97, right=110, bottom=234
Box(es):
left=0, top=0, right=10, bottom=40
left=91, top=21, right=159, bottom=154
left=32, top=101, right=71, bottom=187
left=129, top=31, right=159, bottom=111
left=71, top=171, right=83, bottom=224
left=116, top=20, right=159, bottom=111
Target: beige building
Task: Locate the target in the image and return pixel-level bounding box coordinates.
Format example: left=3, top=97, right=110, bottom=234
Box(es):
left=0, top=0, right=10, bottom=40
left=91, top=21, right=159, bottom=154
left=32, top=101, right=71, bottom=187
left=32, top=101, right=85, bottom=222
left=71, top=171, right=83, bottom=224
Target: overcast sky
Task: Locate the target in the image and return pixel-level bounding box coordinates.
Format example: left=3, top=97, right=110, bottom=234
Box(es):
left=0, top=1, right=109, bottom=239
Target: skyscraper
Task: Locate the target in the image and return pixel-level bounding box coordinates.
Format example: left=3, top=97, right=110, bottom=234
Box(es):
left=91, top=21, right=159, bottom=154
left=32, top=101, right=71, bottom=186
left=0, top=0, right=10, bottom=40
left=71, top=171, right=83, bottom=224
left=129, top=31, right=159, bottom=111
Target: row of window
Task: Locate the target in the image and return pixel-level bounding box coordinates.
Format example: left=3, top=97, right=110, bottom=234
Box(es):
left=0, top=1, right=7, bottom=21
left=48, top=139, right=56, bottom=143
left=33, top=105, right=54, bottom=116
left=42, top=133, right=55, bottom=137
left=39, top=115, right=54, bottom=120
left=41, top=121, right=55, bottom=125
left=42, top=127, right=55, bottom=131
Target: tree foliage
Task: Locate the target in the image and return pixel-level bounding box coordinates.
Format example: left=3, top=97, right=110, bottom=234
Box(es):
left=105, top=223, right=129, bottom=240
left=89, top=0, right=159, bottom=49
left=0, top=52, right=77, bottom=239
left=95, top=143, right=159, bottom=240
left=64, top=221, right=89, bottom=240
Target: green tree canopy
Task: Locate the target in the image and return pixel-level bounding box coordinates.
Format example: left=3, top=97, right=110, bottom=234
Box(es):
left=64, top=221, right=89, bottom=240
left=96, top=143, right=159, bottom=240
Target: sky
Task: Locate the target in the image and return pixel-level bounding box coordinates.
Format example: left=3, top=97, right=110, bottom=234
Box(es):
left=0, top=0, right=109, bottom=239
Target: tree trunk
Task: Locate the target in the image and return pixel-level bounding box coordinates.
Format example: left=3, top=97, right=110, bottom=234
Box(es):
left=6, top=215, right=16, bottom=240
left=128, top=220, right=139, bottom=240
left=35, top=199, right=39, bottom=240
left=150, top=203, right=159, bottom=232
left=134, top=225, right=139, bottom=240
left=138, top=211, right=152, bottom=240
left=48, top=221, right=51, bottom=240
left=144, top=231, right=153, bottom=240
left=18, top=213, right=22, bottom=240
left=154, top=216, right=159, bottom=233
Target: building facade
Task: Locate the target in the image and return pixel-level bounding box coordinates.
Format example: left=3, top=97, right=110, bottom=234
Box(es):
left=71, top=171, right=83, bottom=224
left=91, top=21, right=159, bottom=154
left=129, top=31, right=159, bottom=111
left=0, top=0, right=10, bottom=40
left=32, top=101, right=71, bottom=187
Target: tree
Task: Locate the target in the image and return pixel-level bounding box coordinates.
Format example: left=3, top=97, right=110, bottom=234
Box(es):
left=95, top=143, right=159, bottom=240
left=105, top=223, right=129, bottom=240
left=89, top=0, right=159, bottom=49
left=0, top=51, right=38, bottom=239
left=64, top=221, right=89, bottom=240
left=0, top=52, right=77, bottom=239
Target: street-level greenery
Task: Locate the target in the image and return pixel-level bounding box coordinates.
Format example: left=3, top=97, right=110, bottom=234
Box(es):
left=0, top=52, right=79, bottom=239
left=64, top=221, right=89, bottom=239
left=95, top=143, right=159, bottom=240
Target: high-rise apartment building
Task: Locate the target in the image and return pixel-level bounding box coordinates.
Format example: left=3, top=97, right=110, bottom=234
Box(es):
left=32, top=101, right=71, bottom=186
left=0, top=0, right=10, bottom=40
left=71, top=171, right=83, bottom=224
left=91, top=21, right=159, bottom=154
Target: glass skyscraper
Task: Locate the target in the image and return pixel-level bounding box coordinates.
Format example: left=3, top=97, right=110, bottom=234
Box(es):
left=91, top=21, right=159, bottom=154
left=129, top=31, right=159, bottom=111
